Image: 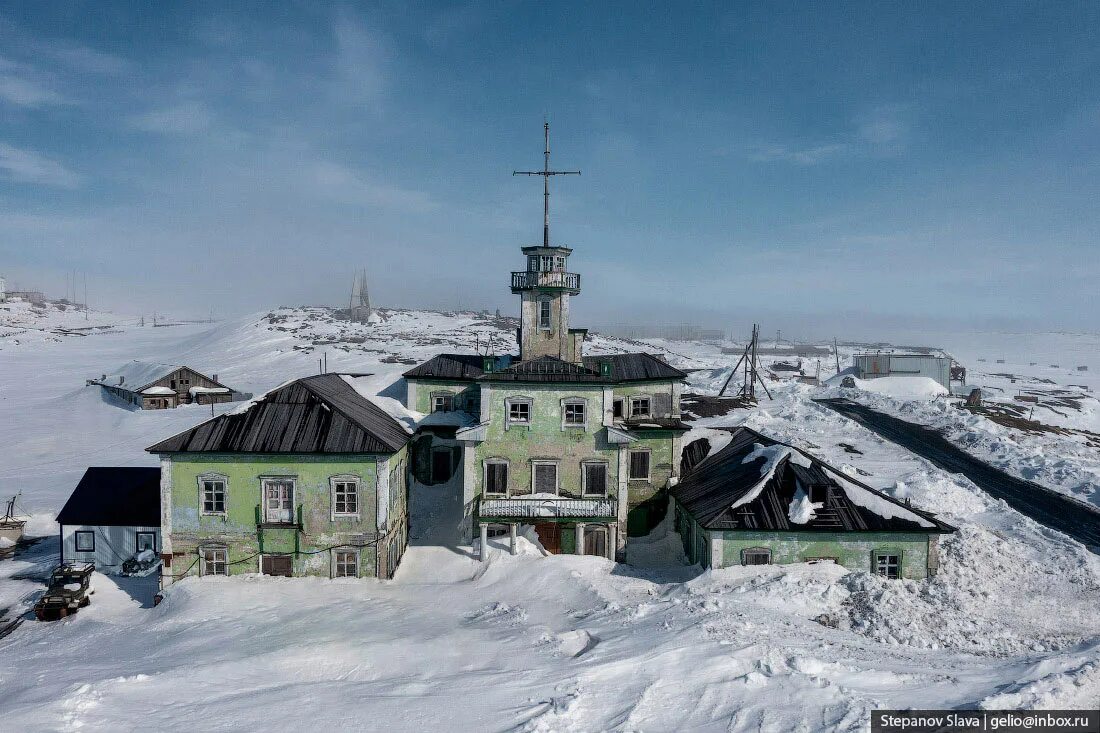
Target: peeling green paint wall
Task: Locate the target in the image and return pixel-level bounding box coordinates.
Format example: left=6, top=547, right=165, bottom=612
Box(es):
left=713, top=530, right=931, bottom=579
left=167, top=451, right=405, bottom=578
left=409, top=379, right=480, bottom=414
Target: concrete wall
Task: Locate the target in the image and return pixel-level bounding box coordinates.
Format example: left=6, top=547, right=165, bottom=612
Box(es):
left=520, top=290, right=572, bottom=361
left=163, top=450, right=407, bottom=580
left=61, top=524, right=160, bottom=573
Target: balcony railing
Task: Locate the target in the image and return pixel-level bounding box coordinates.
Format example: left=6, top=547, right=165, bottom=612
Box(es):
left=511, top=270, right=581, bottom=291
left=477, top=497, right=616, bottom=519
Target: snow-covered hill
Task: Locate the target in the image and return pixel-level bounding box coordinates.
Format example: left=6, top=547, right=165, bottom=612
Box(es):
left=0, top=307, right=1098, bottom=730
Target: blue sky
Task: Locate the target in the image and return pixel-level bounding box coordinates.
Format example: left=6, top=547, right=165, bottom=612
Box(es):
left=0, top=2, right=1097, bottom=337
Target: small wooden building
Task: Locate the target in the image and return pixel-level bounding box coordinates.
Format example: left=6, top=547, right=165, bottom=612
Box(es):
left=57, top=467, right=161, bottom=572
left=91, top=362, right=237, bottom=410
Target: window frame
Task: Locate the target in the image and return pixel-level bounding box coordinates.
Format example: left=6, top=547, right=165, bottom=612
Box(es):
left=505, top=396, right=533, bottom=428
left=561, top=397, right=587, bottom=430
left=537, top=298, right=552, bottom=330
left=332, top=548, right=360, bottom=578
left=135, top=531, right=157, bottom=553
left=531, top=460, right=559, bottom=496
left=581, top=460, right=609, bottom=497
left=198, top=473, right=228, bottom=516
left=430, top=391, right=455, bottom=413
left=330, top=475, right=360, bottom=520
left=200, top=545, right=228, bottom=576
left=874, top=551, right=902, bottom=579
left=612, top=397, right=624, bottom=420
left=261, top=477, right=296, bottom=524
left=629, top=395, right=652, bottom=418
left=741, top=547, right=772, bottom=566
left=628, top=449, right=651, bottom=481
left=74, top=530, right=95, bottom=553
left=483, top=459, right=509, bottom=497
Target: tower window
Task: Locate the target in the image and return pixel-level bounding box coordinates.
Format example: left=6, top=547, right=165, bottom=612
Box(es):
left=538, top=300, right=552, bottom=330
left=554, top=256, right=565, bottom=271
left=540, top=255, right=553, bottom=272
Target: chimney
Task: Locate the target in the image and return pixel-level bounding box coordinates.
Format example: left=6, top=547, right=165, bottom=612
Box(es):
left=118, top=376, right=125, bottom=385
left=212, top=374, right=218, bottom=382
left=101, top=374, right=106, bottom=381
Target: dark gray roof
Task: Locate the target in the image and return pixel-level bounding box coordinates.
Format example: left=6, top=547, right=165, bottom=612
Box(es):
left=402, top=354, right=502, bottom=380
left=404, top=352, right=685, bottom=385
left=672, top=427, right=954, bottom=533
left=57, top=467, right=161, bottom=527
left=147, top=374, right=409, bottom=454
left=583, top=353, right=687, bottom=382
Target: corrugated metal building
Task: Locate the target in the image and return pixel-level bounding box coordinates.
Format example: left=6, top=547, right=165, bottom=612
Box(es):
left=853, top=353, right=952, bottom=389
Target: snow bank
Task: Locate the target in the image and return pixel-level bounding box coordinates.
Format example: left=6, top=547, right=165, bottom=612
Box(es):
left=836, top=375, right=949, bottom=399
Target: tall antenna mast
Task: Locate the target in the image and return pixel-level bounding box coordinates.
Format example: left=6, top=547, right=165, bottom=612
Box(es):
left=513, top=122, right=580, bottom=247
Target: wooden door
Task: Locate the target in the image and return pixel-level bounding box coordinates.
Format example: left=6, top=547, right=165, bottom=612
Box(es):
left=264, top=480, right=293, bottom=523
left=262, top=555, right=293, bottom=577
left=534, top=522, right=561, bottom=554
left=583, top=527, right=607, bottom=557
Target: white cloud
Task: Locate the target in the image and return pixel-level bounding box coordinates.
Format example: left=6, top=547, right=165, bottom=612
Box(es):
left=307, top=160, right=437, bottom=213
left=0, top=142, right=79, bottom=188
left=128, top=102, right=214, bottom=135
left=331, top=9, right=391, bottom=107
left=0, top=56, right=64, bottom=107
left=856, top=104, right=910, bottom=156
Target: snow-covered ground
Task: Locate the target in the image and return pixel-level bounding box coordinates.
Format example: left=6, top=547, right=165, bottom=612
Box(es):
left=1, top=307, right=1098, bottom=730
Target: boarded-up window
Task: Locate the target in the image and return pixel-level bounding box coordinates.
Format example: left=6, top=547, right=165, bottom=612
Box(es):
left=583, top=463, right=608, bottom=496
left=534, top=463, right=557, bottom=494
left=742, top=548, right=771, bottom=565
left=485, top=462, right=508, bottom=495
left=628, top=451, right=650, bottom=480
left=653, top=392, right=672, bottom=417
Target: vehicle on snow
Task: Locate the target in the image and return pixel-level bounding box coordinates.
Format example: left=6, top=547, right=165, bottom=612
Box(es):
left=33, top=563, right=94, bottom=620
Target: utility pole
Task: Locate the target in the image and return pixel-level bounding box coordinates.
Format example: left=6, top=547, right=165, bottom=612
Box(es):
left=834, top=337, right=841, bottom=374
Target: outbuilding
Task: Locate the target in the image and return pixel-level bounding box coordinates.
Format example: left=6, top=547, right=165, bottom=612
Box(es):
left=57, top=467, right=161, bottom=572
left=90, top=361, right=240, bottom=410
left=671, top=427, right=955, bottom=579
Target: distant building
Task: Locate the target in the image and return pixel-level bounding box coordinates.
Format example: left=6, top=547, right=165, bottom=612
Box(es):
left=90, top=362, right=241, bottom=409
left=0, top=275, right=5, bottom=303
left=853, top=352, right=956, bottom=390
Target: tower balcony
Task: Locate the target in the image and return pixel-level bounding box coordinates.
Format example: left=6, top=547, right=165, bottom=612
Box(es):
left=511, top=270, right=581, bottom=293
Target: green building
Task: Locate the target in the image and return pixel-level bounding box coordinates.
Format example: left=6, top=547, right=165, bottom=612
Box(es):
left=148, top=374, right=412, bottom=584
left=404, top=133, right=688, bottom=559
left=671, top=427, right=955, bottom=578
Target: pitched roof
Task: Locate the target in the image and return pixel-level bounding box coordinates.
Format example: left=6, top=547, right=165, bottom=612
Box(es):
left=404, top=352, right=686, bottom=385
left=95, top=361, right=231, bottom=392
left=57, top=467, right=161, bottom=527
left=146, top=374, right=410, bottom=454
left=672, top=427, right=954, bottom=533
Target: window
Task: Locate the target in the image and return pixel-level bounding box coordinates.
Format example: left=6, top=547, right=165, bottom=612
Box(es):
left=630, top=396, right=651, bottom=418
left=563, top=399, right=586, bottom=428
left=431, top=392, right=454, bottom=412
left=528, top=255, right=539, bottom=272
left=201, top=477, right=227, bottom=515
left=332, top=479, right=358, bottom=517
left=554, top=256, right=565, bottom=271
left=136, top=532, right=156, bottom=553
left=612, top=398, right=624, bottom=419
left=582, top=462, right=608, bottom=496
left=538, top=299, right=552, bottom=330
left=507, top=398, right=532, bottom=425
left=485, top=460, right=508, bottom=496
left=628, top=450, right=650, bottom=481
left=875, top=553, right=901, bottom=579
left=201, top=547, right=228, bottom=576
left=75, top=531, right=95, bottom=553
left=333, top=549, right=359, bottom=578
left=742, top=548, right=772, bottom=566
left=533, top=462, right=558, bottom=494
left=540, top=255, right=552, bottom=271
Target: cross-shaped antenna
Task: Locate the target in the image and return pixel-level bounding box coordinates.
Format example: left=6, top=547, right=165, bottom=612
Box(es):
left=513, top=122, right=580, bottom=247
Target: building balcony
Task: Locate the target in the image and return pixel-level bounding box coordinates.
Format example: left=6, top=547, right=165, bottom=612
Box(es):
left=477, top=496, right=617, bottom=520
left=510, top=270, right=581, bottom=293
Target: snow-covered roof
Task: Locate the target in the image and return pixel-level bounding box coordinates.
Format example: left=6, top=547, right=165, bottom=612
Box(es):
left=141, top=386, right=176, bottom=395
left=99, top=361, right=183, bottom=391
left=189, top=386, right=230, bottom=395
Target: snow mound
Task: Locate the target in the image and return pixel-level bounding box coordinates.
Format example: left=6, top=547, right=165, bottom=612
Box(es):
left=845, top=376, right=949, bottom=399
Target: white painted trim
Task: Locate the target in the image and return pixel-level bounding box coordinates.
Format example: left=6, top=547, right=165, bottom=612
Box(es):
left=580, top=460, right=609, bottom=497
left=602, top=387, right=615, bottom=427
left=405, top=379, right=417, bottom=410
left=329, top=474, right=362, bottom=521
left=260, top=478, right=296, bottom=524
left=331, top=546, right=361, bottom=578
left=196, top=472, right=229, bottom=517
left=627, top=449, right=652, bottom=481
left=629, top=394, right=653, bottom=419
left=159, top=456, right=173, bottom=555
left=560, top=396, right=588, bottom=431
left=376, top=456, right=390, bottom=531
left=504, top=395, right=533, bottom=430
left=482, top=458, right=509, bottom=497
left=530, top=460, right=559, bottom=495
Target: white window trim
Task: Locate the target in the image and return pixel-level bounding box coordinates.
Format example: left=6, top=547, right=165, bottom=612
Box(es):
left=329, top=474, right=361, bottom=520
left=331, top=547, right=360, bottom=578
left=197, top=473, right=229, bottom=516
left=581, top=460, right=610, bottom=497
left=531, top=460, right=559, bottom=495
left=537, top=297, right=552, bottom=330
left=561, top=397, right=588, bottom=430
left=200, top=545, right=228, bottom=576
left=136, top=531, right=157, bottom=553
left=74, top=530, right=95, bottom=553
left=505, top=396, right=533, bottom=429
left=629, top=395, right=653, bottom=418
left=483, top=458, right=509, bottom=497
left=628, top=449, right=652, bottom=481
